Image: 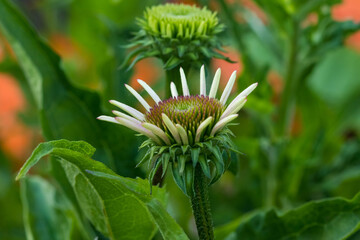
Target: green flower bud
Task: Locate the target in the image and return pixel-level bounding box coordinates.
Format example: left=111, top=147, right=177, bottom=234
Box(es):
left=123, top=3, right=233, bottom=70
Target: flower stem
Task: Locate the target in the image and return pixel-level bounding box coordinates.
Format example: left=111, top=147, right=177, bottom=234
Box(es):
left=277, top=21, right=300, bottom=136
left=190, top=165, right=214, bottom=240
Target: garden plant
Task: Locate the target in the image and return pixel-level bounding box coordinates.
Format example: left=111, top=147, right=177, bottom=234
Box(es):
left=0, top=0, right=360, bottom=239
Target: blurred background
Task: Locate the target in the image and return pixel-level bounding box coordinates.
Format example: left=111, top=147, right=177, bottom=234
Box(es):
left=1, top=0, right=360, bottom=239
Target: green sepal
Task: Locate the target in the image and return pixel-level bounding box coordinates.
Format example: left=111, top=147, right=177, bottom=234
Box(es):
left=210, top=153, right=225, bottom=184
left=162, top=47, right=174, bottom=55
left=120, top=46, right=147, bottom=69
left=198, top=155, right=211, bottom=179
left=161, top=153, right=170, bottom=178
left=177, top=45, right=186, bottom=57
left=164, top=56, right=183, bottom=70
left=127, top=49, right=161, bottom=70
left=149, top=157, right=163, bottom=194
left=169, top=146, right=178, bottom=162
left=172, top=162, right=186, bottom=194
left=159, top=146, right=168, bottom=155
left=136, top=149, right=151, bottom=168
left=139, top=139, right=153, bottom=149
left=179, top=155, right=186, bottom=175
left=191, top=148, right=200, bottom=167
left=147, top=146, right=158, bottom=168
left=181, top=145, right=189, bottom=155
left=184, top=164, right=195, bottom=195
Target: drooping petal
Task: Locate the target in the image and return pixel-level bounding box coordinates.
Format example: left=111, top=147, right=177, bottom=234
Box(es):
left=219, top=70, right=237, bottom=105
left=109, top=100, right=145, bottom=121
left=176, top=124, right=189, bottom=145
left=210, top=114, right=238, bottom=136
left=221, top=97, right=247, bottom=119
left=209, top=68, right=221, bottom=98
left=112, top=110, right=141, bottom=124
left=97, top=115, right=119, bottom=124
left=125, top=84, right=151, bottom=111
left=200, top=65, right=206, bottom=96
left=137, top=79, right=162, bottom=103
left=195, top=117, right=213, bottom=142
left=180, top=67, right=190, bottom=96
left=162, top=113, right=182, bottom=144
left=115, top=117, right=161, bottom=145
left=142, top=122, right=171, bottom=145
left=170, top=82, right=178, bottom=98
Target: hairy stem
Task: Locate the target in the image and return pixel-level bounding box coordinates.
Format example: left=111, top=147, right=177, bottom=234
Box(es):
left=190, top=165, right=214, bottom=240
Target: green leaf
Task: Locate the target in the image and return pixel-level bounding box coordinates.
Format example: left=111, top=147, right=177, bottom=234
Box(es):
left=308, top=48, right=360, bottom=107
left=0, top=0, right=140, bottom=176
left=233, top=193, right=360, bottom=239
left=87, top=171, right=189, bottom=240
left=20, top=176, right=91, bottom=240
left=16, top=139, right=188, bottom=240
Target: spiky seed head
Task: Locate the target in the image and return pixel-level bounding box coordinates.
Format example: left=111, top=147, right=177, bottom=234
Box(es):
left=146, top=96, right=224, bottom=143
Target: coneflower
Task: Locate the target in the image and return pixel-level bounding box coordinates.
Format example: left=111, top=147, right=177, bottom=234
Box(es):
left=98, top=66, right=257, bottom=240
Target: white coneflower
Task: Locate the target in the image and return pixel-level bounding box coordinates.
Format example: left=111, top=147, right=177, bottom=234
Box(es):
left=98, top=66, right=257, bottom=195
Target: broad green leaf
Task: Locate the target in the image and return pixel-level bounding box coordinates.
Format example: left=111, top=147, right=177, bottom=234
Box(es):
left=20, top=176, right=90, bottom=240
left=308, top=48, right=360, bottom=107
left=0, top=0, right=140, bottom=176
left=17, top=139, right=188, bottom=240
left=88, top=171, right=189, bottom=240
left=232, top=193, right=360, bottom=239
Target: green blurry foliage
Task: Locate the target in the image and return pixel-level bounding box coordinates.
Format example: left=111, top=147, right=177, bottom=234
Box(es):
left=20, top=176, right=91, bottom=240
left=1, top=0, right=360, bottom=239
left=0, top=149, right=24, bottom=240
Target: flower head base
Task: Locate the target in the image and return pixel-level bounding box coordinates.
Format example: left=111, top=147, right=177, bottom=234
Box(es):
left=98, top=66, right=257, bottom=195
left=123, top=3, right=232, bottom=70
left=146, top=95, right=224, bottom=145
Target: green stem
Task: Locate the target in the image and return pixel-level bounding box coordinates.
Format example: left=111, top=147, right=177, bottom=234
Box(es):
left=277, top=21, right=300, bottom=136
left=190, top=165, right=214, bottom=240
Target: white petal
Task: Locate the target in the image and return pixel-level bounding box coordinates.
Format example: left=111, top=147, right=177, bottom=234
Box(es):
left=115, top=117, right=161, bottom=145
left=125, top=84, right=151, bottom=111
left=180, top=67, right=190, bottom=96
left=209, top=68, right=221, bottom=98
left=142, top=122, right=171, bottom=145
left=195, top=117, right=213, bottom=143
left=170, top=82, right=178, bottom=98
left=112, top=110, right=141, bottom=124
left=231, top=82, right=258, bottom=104
left=109, top=100, right=145, bottom=121
left=162, top=113, right=182, bottom=144
left=97, top=115, right=119, bottom=124
left=137, top=79, right=162, bottom=103
left=219, top=70, right=237, bottom=105
left=210, top=114, right=238, bottom=136
left=200, top=65, right=206, bottom=96
left=221, top=97, right=247, bottom=119
left=176, top=124, right=188, bottom=145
